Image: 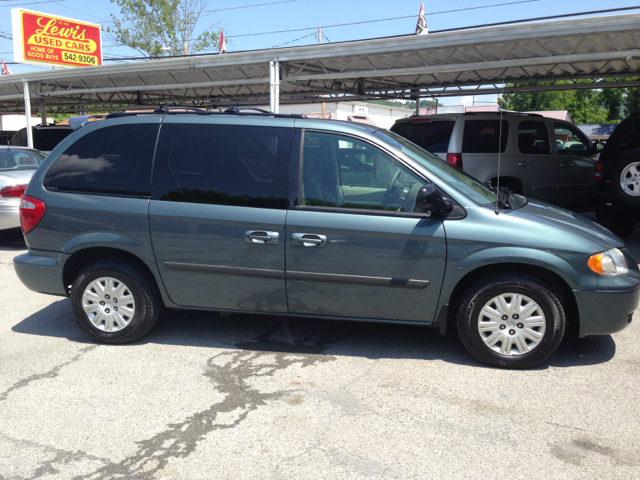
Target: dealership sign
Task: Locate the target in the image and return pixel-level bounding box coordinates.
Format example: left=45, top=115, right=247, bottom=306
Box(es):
left=11, top=9, right=102, bottom=68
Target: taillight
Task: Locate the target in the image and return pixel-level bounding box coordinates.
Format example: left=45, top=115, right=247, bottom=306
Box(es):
left=594, top=161, right=603, bottom=182
left=446, top=153, right=463, bottom=169
left=0, top=184, right=27, bottom=198
left=20, top=195, right=46, bottom=234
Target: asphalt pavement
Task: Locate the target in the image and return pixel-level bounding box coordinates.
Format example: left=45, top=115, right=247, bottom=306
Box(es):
left=1, top=224, right=639, bottom=479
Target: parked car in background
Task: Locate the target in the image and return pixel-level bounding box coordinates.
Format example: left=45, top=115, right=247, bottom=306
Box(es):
left=0, top=146, right=46, bottom=230
left=10, top=124, right=73, bottom=154
left=595, top=113, right=640, bottom=237
left=391, top=112, right=600, bottom=211
left=0, top=130, right=17, bottom=146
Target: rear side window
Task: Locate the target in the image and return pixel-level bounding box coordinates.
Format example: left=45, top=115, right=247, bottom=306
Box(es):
left=462, top=120, right=509, bottom=153
left=44, top=124, right=159, bottom=195
left=554, top=123, right=589, bottom=155
left=151, top=123, right=290, bottom=209
left=391, top=120, right=454, bottom=153
left=518, top=121, right=550, bottom=155
left=34, top=128, right=73, bottom=151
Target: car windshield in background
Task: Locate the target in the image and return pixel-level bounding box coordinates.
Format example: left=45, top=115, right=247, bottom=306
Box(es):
left=373, top=129, right=499, bottom=206
left=391, top=120, right=454, bottom=154
left=0, top=149, right=45, bottom=171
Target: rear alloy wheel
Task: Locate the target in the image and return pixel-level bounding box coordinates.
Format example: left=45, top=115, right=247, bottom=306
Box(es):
left=613, top=159, right=640, bottom=205
left=457, top=273, right=565, bottom=368
left=70, top=259, right=161, bottom=344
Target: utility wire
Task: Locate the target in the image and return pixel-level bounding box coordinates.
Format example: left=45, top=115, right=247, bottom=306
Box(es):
left=230, top=0, right=541, bottom=38
left=202, top=0, right=297, bottom=14
left=0, top=0, right=66, bottom=6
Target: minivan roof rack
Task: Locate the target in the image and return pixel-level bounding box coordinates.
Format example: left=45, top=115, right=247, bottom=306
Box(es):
left=104, top=106, right=305, bottom=120
left=463, top=111, right=543, bottom=117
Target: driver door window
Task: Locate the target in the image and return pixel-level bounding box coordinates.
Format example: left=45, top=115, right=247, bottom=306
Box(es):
left=301, top=131, right=424, bottom=213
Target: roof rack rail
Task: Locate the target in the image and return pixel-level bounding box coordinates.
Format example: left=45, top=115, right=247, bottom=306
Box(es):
left=103, top=106, right=306, bottom=120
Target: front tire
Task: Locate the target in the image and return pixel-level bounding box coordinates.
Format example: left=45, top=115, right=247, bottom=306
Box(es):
left=456, top=272, right=565, bottom=369
left=70, top=259, right=161, bottom=344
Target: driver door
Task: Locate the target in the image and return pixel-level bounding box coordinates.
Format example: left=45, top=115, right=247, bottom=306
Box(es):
left=285, top=130, right=447, bottom=323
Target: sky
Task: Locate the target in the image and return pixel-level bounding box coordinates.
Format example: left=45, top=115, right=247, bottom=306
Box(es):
left=0, top=0, right=637, bottom=107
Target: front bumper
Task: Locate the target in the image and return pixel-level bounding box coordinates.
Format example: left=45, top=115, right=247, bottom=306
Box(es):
left=575, top=285, right=640, bottom=337
left=14, top=250, right=70, bottom=296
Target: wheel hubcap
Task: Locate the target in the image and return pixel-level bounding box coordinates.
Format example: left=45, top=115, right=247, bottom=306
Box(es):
left=82, top=277, right=136, bottom=332
left=620, top=162, right=640, bottom=197
left=478, top=293, right=546, bottom=356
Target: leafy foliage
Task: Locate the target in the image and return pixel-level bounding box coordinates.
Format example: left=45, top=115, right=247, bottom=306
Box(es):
left=499, top=79, right=640, bottom=124
left=107, top=0, right=218, bottom=57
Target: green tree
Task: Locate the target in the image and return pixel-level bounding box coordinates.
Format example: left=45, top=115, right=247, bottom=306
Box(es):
left=626, top=85, right=640, bottom=116
left=107, top=0, right=218, bottom=57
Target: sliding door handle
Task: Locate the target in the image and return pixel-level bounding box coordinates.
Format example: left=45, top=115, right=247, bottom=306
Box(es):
left=245, top=231, right=280, bottom=245
left=291, top=233, right=328, bottom=248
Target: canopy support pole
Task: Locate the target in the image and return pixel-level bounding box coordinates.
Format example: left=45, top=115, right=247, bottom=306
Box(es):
left=269, top=60, right=280, bottom=114
left=22, top=80, right=33, bottom=149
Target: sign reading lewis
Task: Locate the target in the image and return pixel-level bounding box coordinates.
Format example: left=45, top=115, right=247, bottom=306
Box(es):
left=11, top=9, right=102, bottom=68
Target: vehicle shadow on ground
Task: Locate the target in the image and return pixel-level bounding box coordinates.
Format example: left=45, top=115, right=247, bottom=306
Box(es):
left=12, top=299, right=616, bottom=370
left=0, top=228, right=26, bottom=251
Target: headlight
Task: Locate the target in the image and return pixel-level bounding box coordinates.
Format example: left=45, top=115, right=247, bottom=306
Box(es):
left=587, top=248, right=628, bottom=276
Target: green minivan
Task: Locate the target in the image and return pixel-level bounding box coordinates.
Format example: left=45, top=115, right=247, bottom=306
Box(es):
left=13, top=108, right=640, bottom=368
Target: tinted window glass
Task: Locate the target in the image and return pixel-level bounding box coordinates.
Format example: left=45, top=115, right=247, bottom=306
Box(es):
left=391, top=120, right=454, bottom=153
left=302, top=131, right=426, bottom=213
left=44, top=124, right=158, bottom=195
left=462, top=120, right=509, bottom=153
left=518, top=121, right=550, bottom=155
left=604, top=117, right=639, bottom=154
left=554, top=123, right=589, bottom=155
left=34, top=128, right=73, bottom=151
left=152, top=123, right=290, bottom=209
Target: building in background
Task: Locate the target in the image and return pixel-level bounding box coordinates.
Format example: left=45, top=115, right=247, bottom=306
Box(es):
left=0, top=114, right=53, bottom=131
left=577, top=124, right=618, bottom=141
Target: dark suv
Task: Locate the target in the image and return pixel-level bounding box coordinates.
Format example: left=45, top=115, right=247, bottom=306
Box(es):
left=12, top=108, right=640, bottom=369
left=595, top=113, right=640, bottom=237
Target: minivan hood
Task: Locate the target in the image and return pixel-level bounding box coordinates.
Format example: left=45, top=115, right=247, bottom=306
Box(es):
left=510, top=200, right=623, bottom=249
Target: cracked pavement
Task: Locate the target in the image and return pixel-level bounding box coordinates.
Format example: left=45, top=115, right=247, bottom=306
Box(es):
left=1, top=226, right=640, bottom=479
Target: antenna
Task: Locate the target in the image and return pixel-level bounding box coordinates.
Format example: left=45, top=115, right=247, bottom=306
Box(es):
left=495, top=87, right=504, bottom=215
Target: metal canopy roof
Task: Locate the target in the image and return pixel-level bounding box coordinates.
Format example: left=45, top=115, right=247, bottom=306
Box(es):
left=0, top=13, right=639, bottom=113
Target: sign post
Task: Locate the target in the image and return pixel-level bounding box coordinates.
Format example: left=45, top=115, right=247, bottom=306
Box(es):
left=11, top=9, right=103, bottom=68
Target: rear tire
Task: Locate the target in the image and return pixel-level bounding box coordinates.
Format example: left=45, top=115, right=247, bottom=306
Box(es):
left=70, top=259, right=161, bottom=344
left=456, top=272, right=565, bottom=369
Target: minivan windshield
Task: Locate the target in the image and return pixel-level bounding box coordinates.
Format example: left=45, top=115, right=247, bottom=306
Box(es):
left=0, top=148, right=45, bottom=172
left=374, top=129, right=499, bottom=206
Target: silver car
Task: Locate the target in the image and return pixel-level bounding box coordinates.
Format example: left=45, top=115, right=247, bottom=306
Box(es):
left=0, top=146, right=46, bottom=230
left=391, top=112, right=599, bottom=211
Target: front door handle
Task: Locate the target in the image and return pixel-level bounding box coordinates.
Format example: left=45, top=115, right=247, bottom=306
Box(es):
left=244, top=231, right=280, bottom=245
left=518, top=161, right=532, bottom=167
left=291, top=233, right=328, bottom=248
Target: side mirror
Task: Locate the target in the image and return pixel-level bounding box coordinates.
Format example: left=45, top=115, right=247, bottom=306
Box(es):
left=594, top=140, right=604, bottom=153
left=415, top=184, right=453, bottom=216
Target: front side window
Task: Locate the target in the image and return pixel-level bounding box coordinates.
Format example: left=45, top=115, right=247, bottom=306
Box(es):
left=554, top=123, right=590, bottom=155
left=301, top=131, right=425, bottom=213
left=462, top=120, right=509, bottom=154
left=43, top=124, right=159, bottom=195
left=151, top=123, right=290, bottom=209
left=518, top=121, right=550, bottom=155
